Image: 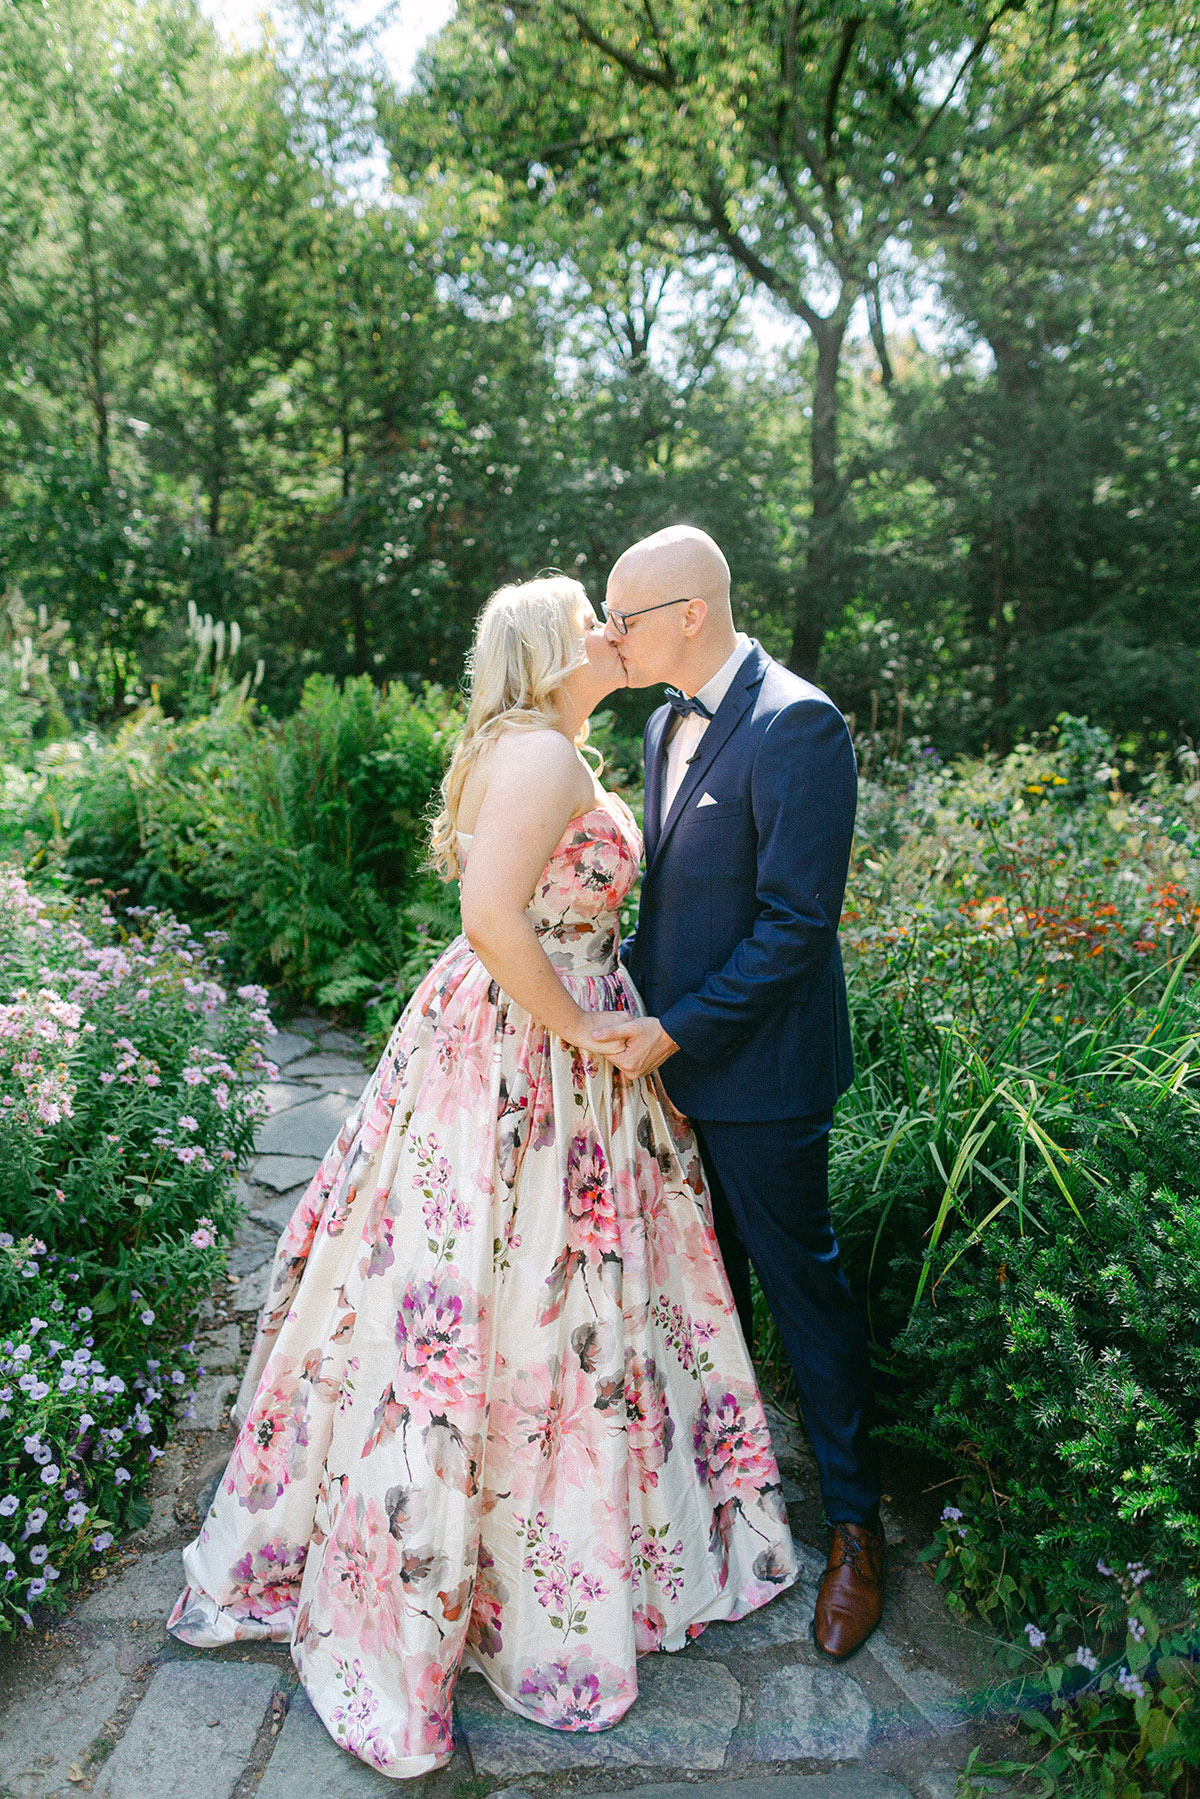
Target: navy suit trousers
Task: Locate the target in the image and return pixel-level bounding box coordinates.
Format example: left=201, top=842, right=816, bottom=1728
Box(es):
left=690, top=1114, right=881, bottom=1527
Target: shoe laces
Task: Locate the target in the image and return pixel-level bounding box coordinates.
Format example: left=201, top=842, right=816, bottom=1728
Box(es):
left=829, top=1522, right=879, bottom=1580
left=832, top=1522, right=863, bottom=1564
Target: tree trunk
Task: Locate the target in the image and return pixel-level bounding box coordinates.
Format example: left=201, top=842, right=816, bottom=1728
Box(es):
left=990, top=507, right=1010, bottom=747
left=341, top=413, right=367, bottom=675
left=80, top=204, right=110, bottom=486
left=788, top=309, right=850, bottom=681
left=985, top=333, right=1035, bottom=750
left=206, top=245, right=227, bottom=537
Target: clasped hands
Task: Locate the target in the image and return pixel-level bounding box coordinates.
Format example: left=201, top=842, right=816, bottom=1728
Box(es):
left=574, top=1011, right=678, bottom=1079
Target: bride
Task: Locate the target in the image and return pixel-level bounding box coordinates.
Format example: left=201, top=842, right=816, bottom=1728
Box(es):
left=168, top=576, right=798, bottom=1778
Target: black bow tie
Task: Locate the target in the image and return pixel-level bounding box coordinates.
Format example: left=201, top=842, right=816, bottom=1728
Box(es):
left=664, top=686, right=713, bottom=721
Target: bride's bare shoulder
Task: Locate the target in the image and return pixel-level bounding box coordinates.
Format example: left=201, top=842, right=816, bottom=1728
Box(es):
left=486, top=727, right=579, bottom=778
left=459, top=728, right=585, bottom=831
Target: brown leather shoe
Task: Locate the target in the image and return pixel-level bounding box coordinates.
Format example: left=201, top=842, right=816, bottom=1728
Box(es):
left=812, top=1520, right=885, bottom=1659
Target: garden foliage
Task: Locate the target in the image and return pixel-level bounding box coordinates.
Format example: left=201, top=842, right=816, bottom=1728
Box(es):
left=959, top=1558, right=1199, bottom=1797
left=0, top=867, right=273, bottom=1633
left=823, top=727, right=1200, bottom=1615
left=2, top=670, right=460, bottom=1008
left=786, top=725, right=1200, bottom=1793
left=2, top=684, right=1198, bottom=1788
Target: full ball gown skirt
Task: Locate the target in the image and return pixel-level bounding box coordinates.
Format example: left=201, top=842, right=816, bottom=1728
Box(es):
left=168, top=800, right=798, bottom=1778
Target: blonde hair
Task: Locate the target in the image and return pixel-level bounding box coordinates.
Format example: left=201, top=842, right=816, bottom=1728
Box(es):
left=429, top=575, right=595, bottom=879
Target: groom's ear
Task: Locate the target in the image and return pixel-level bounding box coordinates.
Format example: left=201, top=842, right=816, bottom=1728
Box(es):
left=681, top=598, right=708, bottom=638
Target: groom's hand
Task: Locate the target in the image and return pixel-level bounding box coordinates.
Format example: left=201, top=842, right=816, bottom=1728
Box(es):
left=573, top=1011, right=638, bottom=1062
left=592, top=1015, right=679, bottom=1078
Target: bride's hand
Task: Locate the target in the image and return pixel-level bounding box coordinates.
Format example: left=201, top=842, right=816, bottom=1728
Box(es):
left=592, top=1015, right=679, bottom=1078
left=570, top=1010, right=639, bottom=1062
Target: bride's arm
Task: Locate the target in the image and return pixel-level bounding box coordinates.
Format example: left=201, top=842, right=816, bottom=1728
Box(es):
left=459, top=731, right=634, bottom=1055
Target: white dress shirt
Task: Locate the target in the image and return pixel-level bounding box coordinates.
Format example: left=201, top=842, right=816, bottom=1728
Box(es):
left=660, top=634, right=753, bottom=830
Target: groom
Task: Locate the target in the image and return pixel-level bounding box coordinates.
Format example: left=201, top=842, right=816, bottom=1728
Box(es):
left=595, top=525, right=884, bottom=1660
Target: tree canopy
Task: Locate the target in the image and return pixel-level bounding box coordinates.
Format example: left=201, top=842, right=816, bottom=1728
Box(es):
left=2, top=0, right=1198, bottom=750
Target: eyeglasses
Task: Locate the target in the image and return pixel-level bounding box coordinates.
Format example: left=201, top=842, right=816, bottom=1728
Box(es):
left=601, top=596, right=698, bottom=636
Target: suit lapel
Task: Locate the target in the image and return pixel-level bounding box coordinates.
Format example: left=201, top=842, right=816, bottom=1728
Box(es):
left=648, top=643, right=768, bottom=871
left=642, top=705, right=671, bottom=865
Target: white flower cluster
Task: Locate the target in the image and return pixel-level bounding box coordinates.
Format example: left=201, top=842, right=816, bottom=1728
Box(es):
left=0, top=988, right=82, bottom=1129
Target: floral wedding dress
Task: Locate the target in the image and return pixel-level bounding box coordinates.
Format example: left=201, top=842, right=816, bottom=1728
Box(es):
left=168, top=794, right=797, bottom=1778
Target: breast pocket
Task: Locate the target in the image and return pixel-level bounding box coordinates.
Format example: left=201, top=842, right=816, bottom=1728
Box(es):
left=683, top=797, right=746, bottom=825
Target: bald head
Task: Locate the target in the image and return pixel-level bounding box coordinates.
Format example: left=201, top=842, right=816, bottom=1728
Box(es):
left=608, top=525, right=732, bottom=622
left=604, top=525, right=738, bottom=691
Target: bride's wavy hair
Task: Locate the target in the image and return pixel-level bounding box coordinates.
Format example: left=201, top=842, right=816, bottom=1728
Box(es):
left=429, top=574, right=596, bottom=880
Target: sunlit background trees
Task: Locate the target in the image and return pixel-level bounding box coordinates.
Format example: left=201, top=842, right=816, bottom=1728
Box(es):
left=2, top=0, right=1198, bottom=750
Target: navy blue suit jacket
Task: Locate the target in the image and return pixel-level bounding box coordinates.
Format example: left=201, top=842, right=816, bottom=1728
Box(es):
left=623, top=640, right=856, bottom=1123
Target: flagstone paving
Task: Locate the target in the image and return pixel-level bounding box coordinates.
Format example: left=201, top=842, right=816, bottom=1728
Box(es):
left=0, top=1008, right=1025, bottom=1799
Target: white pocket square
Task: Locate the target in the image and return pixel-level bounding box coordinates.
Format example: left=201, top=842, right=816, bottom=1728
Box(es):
left=697, top=792, right=718, bottom=807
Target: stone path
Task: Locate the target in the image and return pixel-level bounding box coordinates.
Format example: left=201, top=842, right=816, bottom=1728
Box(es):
left=0, top=1011, right=1023, bottom=1799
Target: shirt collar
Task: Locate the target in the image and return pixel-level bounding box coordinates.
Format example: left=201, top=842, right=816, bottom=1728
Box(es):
left=694, top=633, right=752, bottom=717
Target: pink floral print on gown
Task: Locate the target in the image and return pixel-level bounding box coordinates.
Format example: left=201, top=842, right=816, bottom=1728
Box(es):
left=168, top=796, right=798, bottom=1779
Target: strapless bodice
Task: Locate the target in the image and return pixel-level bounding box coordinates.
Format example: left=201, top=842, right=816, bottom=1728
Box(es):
left=457, top=799, right=641, bottom=976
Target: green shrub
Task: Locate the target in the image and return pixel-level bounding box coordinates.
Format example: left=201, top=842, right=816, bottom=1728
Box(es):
left=0, top=683, right=651, bottom=1042
left=811, top=725, right=1200, bottom=1794
left=0, top=1243, right=213, bottom=1632
left=965, top=1563, right=1198, bottom=1798
left=0, top=866, right=271, bottom=1632
left=813, top=723, right=1200, bottom=1623
left=892, top=1086, right=1200, bottom=1627
left=1, top=694, right=261, bottom=913
left=160, top=673, right=459, bottom=998
left=1, top=674, right=463, bottom=1005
